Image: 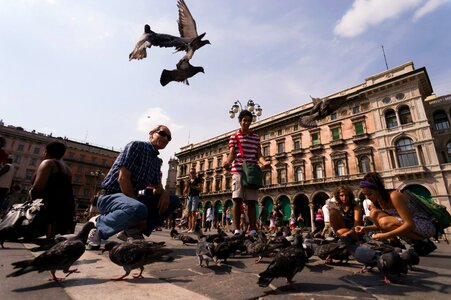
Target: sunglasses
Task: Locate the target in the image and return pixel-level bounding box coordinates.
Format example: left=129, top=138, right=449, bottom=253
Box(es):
left=156, top=130, right=172, bottom=141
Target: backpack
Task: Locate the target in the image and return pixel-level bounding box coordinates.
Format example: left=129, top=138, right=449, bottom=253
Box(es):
left=404, top=190, right=451, bottom=231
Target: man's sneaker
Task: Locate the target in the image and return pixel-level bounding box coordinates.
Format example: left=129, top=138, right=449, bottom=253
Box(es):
left=116, top=228, right=144, bottom=241
left=87, top=229, right=101, bottom=250
left=249, top=230, right=257, bottom=236
left=234, top=230, right=241, bottom=236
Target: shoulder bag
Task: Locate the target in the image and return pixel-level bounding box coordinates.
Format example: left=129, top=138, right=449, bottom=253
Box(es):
left=236, top=134, right=263, bottom=189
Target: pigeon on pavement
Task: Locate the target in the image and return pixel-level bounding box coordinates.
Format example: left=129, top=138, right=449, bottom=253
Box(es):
left=377, top=249, right=408, bottom=284
left=341, top=237, right=382, bottom=273
left=7, top=222, right=95, bottom=282
left=257, top=234, right=307, bottom=287
left=196, top=237, right=215, bottom=267
left=399, top=247, right=420, bottom=271
left=103, top=240, right=173, bottom=280
left=160, top=57, right=204, bottom=86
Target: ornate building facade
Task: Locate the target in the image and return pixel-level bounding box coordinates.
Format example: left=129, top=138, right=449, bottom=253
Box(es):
left=0, top=123, right=119, bottom=210
left=172, top=62, right=451, bottom=230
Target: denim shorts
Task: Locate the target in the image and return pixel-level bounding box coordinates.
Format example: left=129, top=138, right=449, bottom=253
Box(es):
left=187, top=195, right=200, bottom=212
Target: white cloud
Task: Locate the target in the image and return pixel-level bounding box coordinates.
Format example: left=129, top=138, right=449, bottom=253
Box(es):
left=413, top=0, right=450, bottom=21
left=334, top=0, right=422, bottom=38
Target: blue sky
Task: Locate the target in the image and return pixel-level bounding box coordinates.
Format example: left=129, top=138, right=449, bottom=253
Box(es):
left=1, top=0, right=450, bottom=180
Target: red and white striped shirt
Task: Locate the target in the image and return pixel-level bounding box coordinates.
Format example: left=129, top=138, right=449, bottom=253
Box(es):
left=228, top=129, right=261, bottom=174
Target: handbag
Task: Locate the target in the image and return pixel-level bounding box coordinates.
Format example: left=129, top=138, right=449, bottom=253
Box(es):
left=0, top=198, right=47, bottom=243
left=236, top=134, right=263, bottom=189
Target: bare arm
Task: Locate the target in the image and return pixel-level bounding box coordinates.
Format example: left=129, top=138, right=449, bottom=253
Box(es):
left=377, top=191, right=415, bottom=240
left=118, top=166, right=136, bottom=198
left=257, top=147, right=270, bottom=167
left=353, top=205, right=362, bottom=227
left=223, top=146, right=235, bottom=170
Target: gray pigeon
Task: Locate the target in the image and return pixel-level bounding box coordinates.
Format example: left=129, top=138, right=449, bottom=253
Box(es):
left=175, top=232, right=199, bottom=245
left=129, top=0, right=210, bottom=62
left=103, top=240, right=172, bottom=280
left=399, top=248, right=420, bottom=271
left=176, top=0, right=211, bottom=61
left=377, top=250, right=408, bottom=284
left=341, top=237, right=382, bottom=273
left=160, top=57, right=204, bottom=86
left=7, top=222, right=95, bottom=282
left=257, top=234, right=307, bottom=287
left=299, top=95, right=348, bottom=128
left=196, top=237, right=215, bottom=267
left=129, top=25, right=187, bottom=61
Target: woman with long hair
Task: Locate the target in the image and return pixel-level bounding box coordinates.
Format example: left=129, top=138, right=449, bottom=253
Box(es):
left=355, top=172, right=435, bottom=243
left=329, top=185, right=361, bottom=240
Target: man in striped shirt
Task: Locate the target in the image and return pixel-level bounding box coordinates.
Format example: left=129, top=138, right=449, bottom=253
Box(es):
left=223, top=110, right=270, bottom=235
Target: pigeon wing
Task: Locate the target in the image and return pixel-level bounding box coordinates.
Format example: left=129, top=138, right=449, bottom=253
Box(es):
left=177, top=0, right=198, bottom=38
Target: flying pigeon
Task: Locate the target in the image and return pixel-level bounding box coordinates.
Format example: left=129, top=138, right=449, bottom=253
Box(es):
left=160, top=57, right=204, bottom=86
left=129, top=25, right=187, bottom=61
left=7, top=222, right=95, bottom=282
left=377, top=250, right=408, bottom=284
left=129, top=0, right=210, bottom=62
left=299, top=95, right=348, bottom=128
left=103, top=240, right=173, bottom=280
left=176, top=0, right=211, bottom=61
left=257, top=234, right=307, bottom=287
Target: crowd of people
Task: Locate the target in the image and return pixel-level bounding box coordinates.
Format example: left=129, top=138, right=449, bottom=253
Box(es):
left=0, top=113, right=444, bottom=253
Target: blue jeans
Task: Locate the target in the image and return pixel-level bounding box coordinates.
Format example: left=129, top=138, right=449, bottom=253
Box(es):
left=96, top=192, right=181, bottom=240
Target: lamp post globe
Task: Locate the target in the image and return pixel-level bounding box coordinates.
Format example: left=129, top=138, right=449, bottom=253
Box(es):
left=228, top=99, right=263, bottom=122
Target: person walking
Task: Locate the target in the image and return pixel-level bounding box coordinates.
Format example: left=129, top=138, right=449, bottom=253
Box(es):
left=86, top=125, right=180, bottom=249
left=183, top=168, right=203, bottom=233
left=223, top=110, right=270, bottom=236
left=205, top=206, right=214, bottom=231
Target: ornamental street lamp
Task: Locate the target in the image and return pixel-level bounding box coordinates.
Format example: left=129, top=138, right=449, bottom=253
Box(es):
left=229, top=99, right=263, bottom=122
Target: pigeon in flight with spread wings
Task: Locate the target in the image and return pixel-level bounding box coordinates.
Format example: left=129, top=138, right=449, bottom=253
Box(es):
left=129, top=25, right=186, bottom=61
left=176, top=0, right=210, bottom=61
left=129, top=0, right=210, bottom=62
left=299, top=95, right=349, bottom=128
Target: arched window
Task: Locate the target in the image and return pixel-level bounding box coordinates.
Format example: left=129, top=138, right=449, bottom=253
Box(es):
left=264, top=172, right=271, bottom=186
left=294, top=166, right=304, bottom=181
left=314, top=164, right=323, bottom=179
left=385, top=109, right=398, bottom=129
left=335, top=160, right=346, bottom=176
left=433, top=110, right=450, bottom=130
left=278, top=168, right=287, bottom=184
left=398, top=106, right=412, bottom=125
left=359, top=156, right=371, bottom=173
left=396, top=138, right=418, bottom=167
left=447, top=141, right=451, bottom=163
